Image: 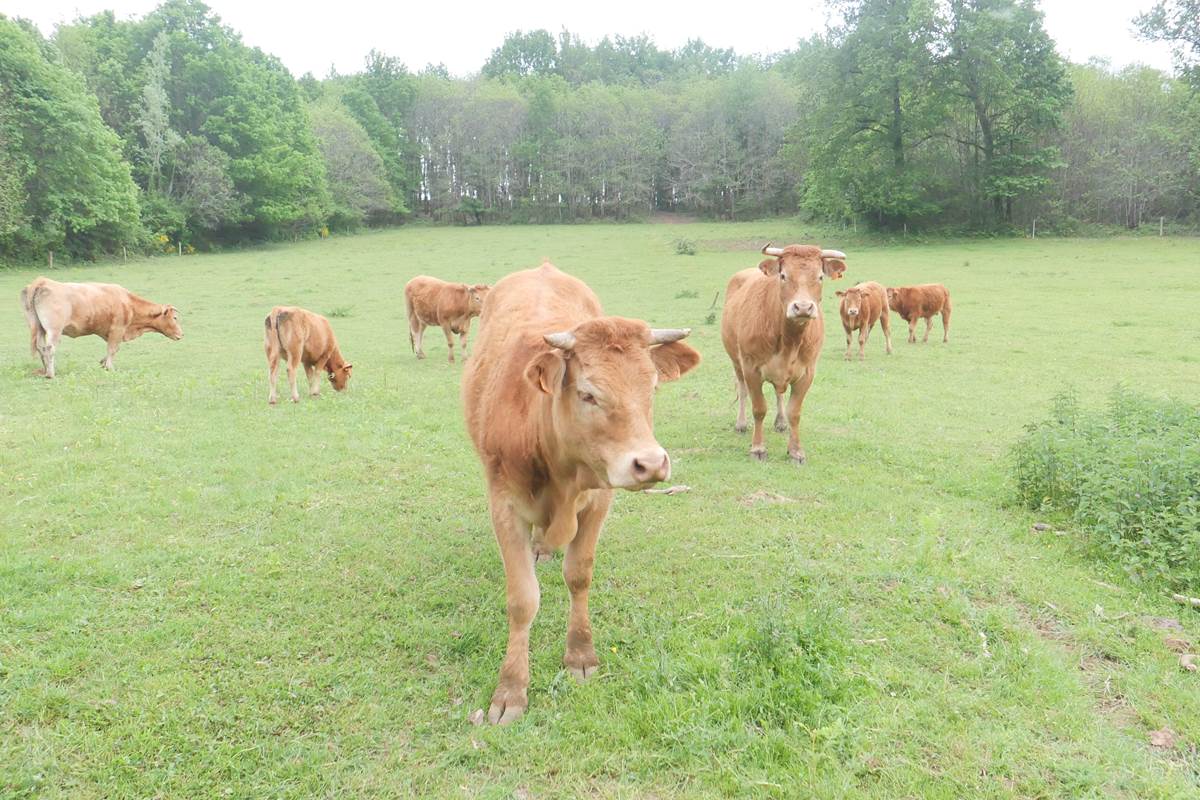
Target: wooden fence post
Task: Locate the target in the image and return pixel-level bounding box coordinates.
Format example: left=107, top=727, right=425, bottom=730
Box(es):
left=48, top=250, right=53, bottom=269
left=1160, top=216, right=1164, bottom=236
left=1032, top=219, right=1037, bottom=239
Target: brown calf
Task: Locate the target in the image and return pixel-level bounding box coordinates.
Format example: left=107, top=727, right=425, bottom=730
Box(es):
left=720, top=244, right=847, bottom=464
left=264, top=306, right=352, bottom=404
left=886, top=284, right=951, bottom=343
left=462, top=261, right=699, bottom=724
left=404, top=276, right=490, bottom=363
left=836, top=281, right=892, bottom=359
left=19, top=277, right=182, bottom=378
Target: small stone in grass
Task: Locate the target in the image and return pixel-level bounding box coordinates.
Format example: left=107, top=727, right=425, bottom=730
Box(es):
left=1181, top=654, right=1198, bottom=672
left=468, top=708, right=485, bottom=726
left=1032, top=522, right=1051, bottom=532
left=1163, top=636, right=1192, bottom=653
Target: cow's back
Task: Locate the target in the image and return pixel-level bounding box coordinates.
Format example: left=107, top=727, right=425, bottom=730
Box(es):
left=406, top=275, right=467, bottom=324
left=720, top=268, right=770, bottom=360
left=463, top=263, right=601, bottom=458
left=28, top=278, right=132, bottom=336
left=894, top=284, right=948, bottom=317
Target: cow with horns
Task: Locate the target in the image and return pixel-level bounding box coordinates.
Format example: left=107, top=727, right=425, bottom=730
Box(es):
left=720, top=243, right=847, bottom=464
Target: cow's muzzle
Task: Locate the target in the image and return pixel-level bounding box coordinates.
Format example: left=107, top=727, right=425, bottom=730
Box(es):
left=787, top=300, right=819, bottom=320
left=612, top=446, right=671, bottom=488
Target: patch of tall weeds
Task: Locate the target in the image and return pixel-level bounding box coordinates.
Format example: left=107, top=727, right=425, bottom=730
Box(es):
left=1012, top=389, right=1200, bottom=591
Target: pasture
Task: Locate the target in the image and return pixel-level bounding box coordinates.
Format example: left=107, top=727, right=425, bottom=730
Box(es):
left=2, top=224, right=1199, bottom=798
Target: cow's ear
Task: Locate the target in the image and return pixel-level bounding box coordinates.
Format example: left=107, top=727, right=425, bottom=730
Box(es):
left=161, top=305, right=174, bottom=316
left=822, top=259, right=847, bottom=279
left=525, top=351, right=567, bottom=394
left=758, top=258, right=780, bottom=277
left=650, top=341, right=701, bottom=382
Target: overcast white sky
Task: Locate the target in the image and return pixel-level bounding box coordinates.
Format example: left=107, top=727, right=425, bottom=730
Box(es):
left=8, top=0, right=1178, bottom=77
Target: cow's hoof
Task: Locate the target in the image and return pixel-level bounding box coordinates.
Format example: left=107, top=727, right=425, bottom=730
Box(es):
left=290, top=397, right=299, bottom=404
left=532, top=548, right=554, bottom=564
left=773, top=417, right=789, bottom=433
left=843, top=353, right=852, bottom=361
left=789, top=449, right=807, bottom=466
left=750, top=448, right=767, bottom=462
left=734, top=422, right=748, bottom=434
left=564, top=649, right=599, bottom=682
left=416, top=353, right=425, bottom=360
left=487, top=684, right=528, bottom=725
left=268, top=398, right=277, bottom=406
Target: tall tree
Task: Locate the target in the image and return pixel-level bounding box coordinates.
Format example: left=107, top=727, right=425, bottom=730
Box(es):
left=137, top=31, right=181, bottom=194
left=942, top=0, right=1072, bottom=223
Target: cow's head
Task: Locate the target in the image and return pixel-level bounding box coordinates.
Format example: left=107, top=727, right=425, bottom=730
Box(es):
left=468, top=284, right=490, bottom=316
left=157, top=305, right=183, bottom=340
left=836, top=286, right=867, bottom=318
left=525, top=318, right=700, bottom=490
left=885, top=286, right=899, bottom=307
left=328, top=362, right=353, bottom=391
left=759, top=244, right=847, bottom=323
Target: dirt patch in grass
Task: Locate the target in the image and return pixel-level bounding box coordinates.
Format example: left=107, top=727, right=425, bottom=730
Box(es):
left=738, top=490, right=796, bottom=507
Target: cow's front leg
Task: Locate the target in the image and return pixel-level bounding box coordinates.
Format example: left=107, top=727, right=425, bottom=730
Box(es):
left=745, top=372, right=769, bottom=460
left=563, top=491, right=611, bottom=682
left=907, top=317, right=918, bottom=343
left=459, top=320, right=472, bottom=361
left=100, top=335, right=121, bottom=370
left=488, top=490, right=538, bottom=725
left=306, top=363, right=321, bottom=397
left=843, top=325, right=854, bottom=360
left=786, top=370, right=815, bottom=465
left=922, top=317, right=933, bottom=343
left=443, top=325, right=456, bottom=364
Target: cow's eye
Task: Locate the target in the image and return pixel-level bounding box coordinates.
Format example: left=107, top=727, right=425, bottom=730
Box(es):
left=818, top=273, right=824, bottom=281
left=578, top=391, right=597, bottom=405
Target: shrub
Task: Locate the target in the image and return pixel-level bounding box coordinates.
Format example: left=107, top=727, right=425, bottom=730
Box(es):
left=1012, top=389, right=1200, bottom=591
left=674, top=238, right=697, bottom=256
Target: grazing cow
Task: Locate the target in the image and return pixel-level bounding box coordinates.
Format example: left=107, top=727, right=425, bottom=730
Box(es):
left=886, top=284, right=951, bottom=343
left=404, top=276, right=491, bottom=363
left=462, top=261, right=699, bottom=725
left=836, top=281, right=892, bottom=359
left=264, top=306, right=353, bottom=404
left=19, top=277, right=182, bottom=379
left=720, top=243, right=847, bottom=464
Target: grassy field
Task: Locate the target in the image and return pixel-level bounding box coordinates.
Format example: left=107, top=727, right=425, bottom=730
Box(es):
left=2, top=224, right=1199, bottom=798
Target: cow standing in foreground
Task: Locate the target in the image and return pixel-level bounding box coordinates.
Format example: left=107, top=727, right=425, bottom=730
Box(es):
left=404, top=276, right=490, bottom=363
left=720, top=244, right=847, bottom=464
left=264, top=306, right=353, bottom=404
left=462, top=261, right=700, bottom=725
left=836, top=281, right=892, bottom=360
left=19, top=277, right=182, bottom=378
left=886, top=284, right=951, bottom=343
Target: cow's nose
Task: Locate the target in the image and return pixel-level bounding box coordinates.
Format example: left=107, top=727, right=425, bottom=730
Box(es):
left=631, top=448, right=670, bottom=484
left=788, top=301, right=817, bottom=319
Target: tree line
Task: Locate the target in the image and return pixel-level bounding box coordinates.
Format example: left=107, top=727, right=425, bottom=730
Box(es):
left=1, top=0, right=1197, bottom=263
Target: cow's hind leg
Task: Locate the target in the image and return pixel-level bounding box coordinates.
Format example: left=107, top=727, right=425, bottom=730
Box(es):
left=563, top=491, right=611, bottom=682
left=745, top=371, right=769, bottom=460
left=411, top=319, right=426, bottom=359
left=39, top=328, right=61, bottom=379
left=922, top=316, right=933, bottom=343
left=488, top=489, right=538, bottom=725
left=287, top=351, right=302, bottom=403
left=941, top=306, right=951, bottom=343
left=733, top=364, right=749, bottom=433
left=907, top=317, right=918, bottom=344
left=773, top=387, right=788, bottom=433
left=881, top=310, right=894, bottom=354
left=459, top=320, right=472, bottom=361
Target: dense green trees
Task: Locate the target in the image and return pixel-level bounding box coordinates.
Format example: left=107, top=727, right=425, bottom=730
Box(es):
left=0, top=17, right=140, bottom=260
left=1, top=1, right=1197, bottom=263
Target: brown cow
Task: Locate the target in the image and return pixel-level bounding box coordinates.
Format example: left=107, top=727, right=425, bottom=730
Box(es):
left=886, top=284, right=951, bottom=343
left=264, top=306, right=353, bottom=404
left=462, top=261, right=699, bottom=725
left=404, top=276, right=490, bottom=363
left=720, top=243, right=847, bottom=464
left=19, top=277, right=182, bottom=379
left=836, top=281, right=892, bottom=360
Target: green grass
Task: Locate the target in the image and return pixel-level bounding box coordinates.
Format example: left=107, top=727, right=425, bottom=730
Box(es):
left=2, top=224, right=1199, bottom=798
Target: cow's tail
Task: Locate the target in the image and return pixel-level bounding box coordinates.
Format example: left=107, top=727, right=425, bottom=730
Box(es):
left=404, top=289, right=416, bottom=353
left=20, top=284, right=47, bottom=357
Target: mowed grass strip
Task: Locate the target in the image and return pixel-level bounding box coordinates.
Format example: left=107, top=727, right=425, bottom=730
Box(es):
left=1, top=224, right=1198, bottom=798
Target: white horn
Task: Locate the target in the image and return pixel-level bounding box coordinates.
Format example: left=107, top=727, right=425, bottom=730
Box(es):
left=544, top=331, right=576, bottom=350
left=761, top=242, right=784, bottom=257
left=649, top=328, right=691, bottom=345
left=821, top=249, right=847, bottom=260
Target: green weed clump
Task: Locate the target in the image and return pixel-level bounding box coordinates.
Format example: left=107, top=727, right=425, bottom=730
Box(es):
left=674, top=238, right=697, bottom=256
left=1013, top=389, right=1200, bottom=591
